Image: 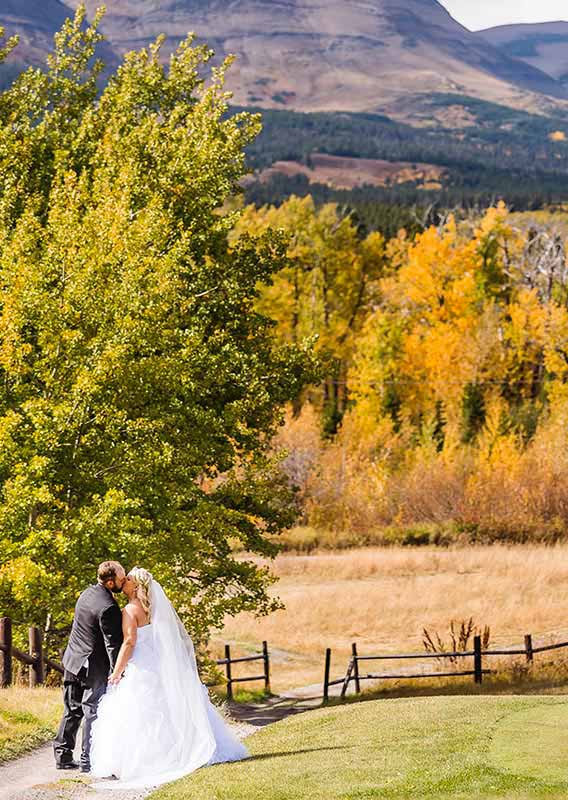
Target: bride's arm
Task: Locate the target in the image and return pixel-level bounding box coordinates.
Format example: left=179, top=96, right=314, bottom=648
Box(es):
left=108, top=606, right=137, bottom=685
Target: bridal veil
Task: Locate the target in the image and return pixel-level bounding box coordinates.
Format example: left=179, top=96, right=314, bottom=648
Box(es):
left=90, top=579, right=248, bottom=790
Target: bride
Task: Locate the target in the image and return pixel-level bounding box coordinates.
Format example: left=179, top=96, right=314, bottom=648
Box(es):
left=90, top=567, right=249, bottom=790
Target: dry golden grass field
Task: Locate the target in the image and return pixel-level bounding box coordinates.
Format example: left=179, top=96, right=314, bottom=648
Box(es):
left=212, top=545, right=568, bottom=693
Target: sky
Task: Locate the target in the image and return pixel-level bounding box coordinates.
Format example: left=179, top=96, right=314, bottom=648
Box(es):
left=439, top=0, right=568, bottom=31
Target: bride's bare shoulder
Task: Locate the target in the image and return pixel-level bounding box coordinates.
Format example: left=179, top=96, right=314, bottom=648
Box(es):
left=123, top=600, right=147, bottom=626
left=122, top=602, right=139, bottom=621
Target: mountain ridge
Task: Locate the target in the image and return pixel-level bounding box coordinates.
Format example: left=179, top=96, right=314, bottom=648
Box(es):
left=479, top=21, right=568, bottom=87
left=2, top=1, right=568, bottom=122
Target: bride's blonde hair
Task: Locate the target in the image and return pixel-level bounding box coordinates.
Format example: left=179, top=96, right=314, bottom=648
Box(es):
left=128, top=566, right=153, bottom=621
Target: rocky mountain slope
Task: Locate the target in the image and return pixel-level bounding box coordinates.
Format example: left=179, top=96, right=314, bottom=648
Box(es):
left=1, top=1, right=567, bottom=121
left=0, top=0, right=70, bottom=64
left=479, top=22, right=568, bottom=87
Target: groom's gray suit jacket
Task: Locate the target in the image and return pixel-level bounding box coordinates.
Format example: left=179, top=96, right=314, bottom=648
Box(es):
left=62, top=584, right=123, bottom=686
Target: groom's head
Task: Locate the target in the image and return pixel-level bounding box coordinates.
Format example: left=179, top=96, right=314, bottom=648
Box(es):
left=97, top=561, right=126, bottom=594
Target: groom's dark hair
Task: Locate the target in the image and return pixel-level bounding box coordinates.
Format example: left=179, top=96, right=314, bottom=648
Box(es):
left=97, top=560, right=124, bottom=584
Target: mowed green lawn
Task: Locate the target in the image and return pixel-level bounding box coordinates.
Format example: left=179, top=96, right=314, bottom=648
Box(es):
left=151, top=696, right=568, bottom=800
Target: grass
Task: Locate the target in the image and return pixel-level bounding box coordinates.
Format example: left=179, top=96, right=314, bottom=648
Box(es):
left=232, top=687, right=274, bottom=704
left=213, top=544, right=568, bottom=692
left=0, top=686, right=62, bottom=762
left=269, top=524, right=447, bottom=551
left=149, top=694, right=568, bottom=800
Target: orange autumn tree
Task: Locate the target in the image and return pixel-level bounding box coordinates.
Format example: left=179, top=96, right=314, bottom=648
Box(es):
left=305, top=206, right=568, bottom=537
left=350, top=206, right=568, bottom=443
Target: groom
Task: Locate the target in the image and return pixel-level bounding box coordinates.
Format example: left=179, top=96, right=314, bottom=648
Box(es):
left=53, top=561, right=125, bottom=772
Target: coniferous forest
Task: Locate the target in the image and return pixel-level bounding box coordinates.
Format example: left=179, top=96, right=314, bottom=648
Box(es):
left=239, top=102, right=568, bottom=225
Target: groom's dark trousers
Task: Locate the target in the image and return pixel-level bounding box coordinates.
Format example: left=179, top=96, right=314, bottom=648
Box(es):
left=53, top=584, right=123, bottom=770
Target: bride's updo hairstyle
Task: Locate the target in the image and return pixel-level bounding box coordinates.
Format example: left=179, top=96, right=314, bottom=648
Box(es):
left=128, top=566, right=153, bottom=621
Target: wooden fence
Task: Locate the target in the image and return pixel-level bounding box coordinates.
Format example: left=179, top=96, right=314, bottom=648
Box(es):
left=216, top=641, right=270, bottom=701
left=5, top=612, right=568, bottom=703
left=0, top=617, right=270, bottom=699
left=323, top=633, right=568, bottom=701
left=0, top=617, right=64, bottom=688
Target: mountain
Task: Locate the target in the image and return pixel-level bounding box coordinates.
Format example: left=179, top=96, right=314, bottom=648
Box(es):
left=0, top=0, right=70, bottom=64
left=479, top=22, right=568, bottom=87
left=1, top=1, right=568, bottom=122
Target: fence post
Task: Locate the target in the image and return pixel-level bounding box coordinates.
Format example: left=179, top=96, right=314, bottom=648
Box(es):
left=225, top=644, right=233, bottom=701
left=0, top=617, right=12, bottom=688
left=340, top=658, right=354, bottom=698
left=44, top=613, right=51, bottom=678
left=474, top=635, right=482, bottom=684
left=323, top=648, right=331, bottom=703
left=524, top=634, right=533, bottom=664
left=29, top=626, right=44, bottom=687
left=352, top=642, right=361, bottom=694
left=262, top=640, right=270, bottom=694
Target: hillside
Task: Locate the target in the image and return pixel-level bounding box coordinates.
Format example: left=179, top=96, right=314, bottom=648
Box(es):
left=254, top=153, right=446, bottom=191
left=240, top=102, right=568, bottom=216
left=3, top=3, right=568, bottom=213
left=1, top=1, right=568, bottom=123
left=0, top=0, right=69, bottom=65
left=480, top=22, right=568, bottom=87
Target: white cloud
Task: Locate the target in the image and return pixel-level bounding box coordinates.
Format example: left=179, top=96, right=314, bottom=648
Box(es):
left=439, top=0, right=568, bottom=31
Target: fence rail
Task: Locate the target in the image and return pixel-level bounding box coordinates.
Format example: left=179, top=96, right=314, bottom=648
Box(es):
left=1, top=617, right=271, bottom=699
left=0, top=617, right=62, bottom=688
left=323, top=633, right=568, bottom=700
left=4, top=611, right=568, bottom=704
left=218, top=641, right=270, bottom=701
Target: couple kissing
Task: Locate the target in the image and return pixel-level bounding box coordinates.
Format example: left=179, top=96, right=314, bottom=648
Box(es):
left=53, top=561, right=248, bottom=790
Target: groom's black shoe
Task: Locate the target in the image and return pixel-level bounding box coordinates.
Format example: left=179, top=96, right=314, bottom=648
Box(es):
left=80, top=765, right=91, bottom=774
left=56, top=760, right=80, bottom=770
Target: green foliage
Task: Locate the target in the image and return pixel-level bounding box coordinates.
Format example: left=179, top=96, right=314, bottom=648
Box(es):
left=0, top=8, right=318, bottom=641
left=231, top=686, right=272, bottom=703
left=461, top=382, right=486, bottom=443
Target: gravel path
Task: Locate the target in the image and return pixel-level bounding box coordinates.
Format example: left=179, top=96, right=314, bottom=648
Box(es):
left=0, top=699, right=313, bottom=800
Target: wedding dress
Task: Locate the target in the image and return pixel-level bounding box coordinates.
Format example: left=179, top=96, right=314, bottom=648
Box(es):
left=89, top=580, right=248, bottom=790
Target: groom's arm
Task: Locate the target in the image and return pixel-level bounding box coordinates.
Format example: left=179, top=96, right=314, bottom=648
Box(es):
left=99, top=604, right=123, bottom=671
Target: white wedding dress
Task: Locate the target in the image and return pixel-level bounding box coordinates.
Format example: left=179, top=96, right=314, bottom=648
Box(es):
left=89, top=581, right=248, bottom=790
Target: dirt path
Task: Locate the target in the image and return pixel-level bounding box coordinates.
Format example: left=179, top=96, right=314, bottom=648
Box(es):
left=0, top=743, right=121, bottom=800
left=0, top=697, right=318, bottom=800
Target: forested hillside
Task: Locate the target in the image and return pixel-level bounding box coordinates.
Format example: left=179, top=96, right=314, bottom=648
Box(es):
left=240, top=101, right=568, bottom=217
left=242, top=100, right=568, bottom=172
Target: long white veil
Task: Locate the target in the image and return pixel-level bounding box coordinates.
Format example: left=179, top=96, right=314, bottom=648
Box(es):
left=149, top=579, right=217, bottom=774
left=91, top=578, right=248, bottom=791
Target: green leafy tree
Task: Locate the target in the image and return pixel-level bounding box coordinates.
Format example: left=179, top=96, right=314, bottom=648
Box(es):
left=0, top=8, right=318, bottom=643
